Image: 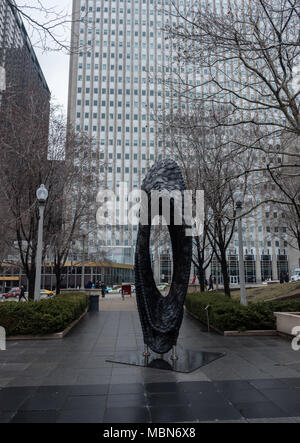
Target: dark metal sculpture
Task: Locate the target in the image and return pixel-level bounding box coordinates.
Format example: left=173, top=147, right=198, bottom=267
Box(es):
left=135, top=160, right=192, bottom=354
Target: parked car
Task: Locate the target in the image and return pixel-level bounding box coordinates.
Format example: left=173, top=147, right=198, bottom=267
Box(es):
left=40, top=289, right=54, bottom=298
left=2, top=287, right=21, bottom=299
left=291, top=269, right=300, bottom=282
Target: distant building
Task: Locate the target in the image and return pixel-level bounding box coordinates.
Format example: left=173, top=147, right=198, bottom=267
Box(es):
left=67, top=0, right=173, bottom=265
left=0, top=260, right=134, bottom=291
left=0, top=0, right=50, bottom=109
left=0, top=0, right=50, bottom=265
left=67, top=0, right=298, bottom=284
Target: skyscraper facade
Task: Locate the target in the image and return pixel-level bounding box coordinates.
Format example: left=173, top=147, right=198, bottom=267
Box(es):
left=68, top=0, right=299, bottom=282
left=68, top=0, right=173, bottom=264
left=0, top=0, right=50, bottom=106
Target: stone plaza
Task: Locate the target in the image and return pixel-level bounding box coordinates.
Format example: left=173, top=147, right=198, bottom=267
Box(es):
left=0, top=296, right=300, bottom=423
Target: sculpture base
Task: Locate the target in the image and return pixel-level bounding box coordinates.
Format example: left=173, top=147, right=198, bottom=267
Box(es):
left=107, top=348, right=225, bottom=374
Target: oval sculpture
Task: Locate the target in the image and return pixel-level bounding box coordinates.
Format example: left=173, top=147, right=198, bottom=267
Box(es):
left=135, top=160, right=192, bottom=354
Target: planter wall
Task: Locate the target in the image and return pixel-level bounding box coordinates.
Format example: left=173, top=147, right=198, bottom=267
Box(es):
left=274, top=312, right=300, bottom=336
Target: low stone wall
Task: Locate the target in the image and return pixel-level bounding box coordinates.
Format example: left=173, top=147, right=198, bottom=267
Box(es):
left=274, top=312, right=300, bottom=337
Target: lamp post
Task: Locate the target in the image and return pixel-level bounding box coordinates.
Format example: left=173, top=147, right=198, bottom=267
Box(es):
left=34, top=184, right=48, bottom=302
left=81, top=231, right=87, bottom=290
left=235, top=194, right=248, bottom=307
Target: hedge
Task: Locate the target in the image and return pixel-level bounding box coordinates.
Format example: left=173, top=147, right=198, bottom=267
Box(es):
left=0, top=293, right=89, bottom=336
left=185, top=292, right=300, bottom=332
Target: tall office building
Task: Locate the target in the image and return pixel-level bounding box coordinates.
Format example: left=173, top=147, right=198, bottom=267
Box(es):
left=0, top=0, right=49, bottom=106
left=68, top=0, right=298, bottom=281
left=68, top=0, right=175, bottom=265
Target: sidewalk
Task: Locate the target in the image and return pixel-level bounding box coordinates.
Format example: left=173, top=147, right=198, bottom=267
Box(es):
left=0, top=297, right=300, bottom=423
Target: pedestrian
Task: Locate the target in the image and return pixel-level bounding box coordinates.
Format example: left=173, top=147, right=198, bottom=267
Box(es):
left=192, top=275, right=196, bottom=285
left=101, top=282, right=106, bottom=298
left=285, top=272, right=289, bottom=283
left=19, top=285, right=27, bottom=302
left=280, top=272, right=284, bottom=284
left=208, top=275, right=214, bottom=291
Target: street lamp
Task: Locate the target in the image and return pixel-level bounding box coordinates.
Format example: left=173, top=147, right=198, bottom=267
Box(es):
left=81, top=230, right=87, bottom=290
left=34, top=184, right=48, bottom=302
left=235, top=192, right=248, bottom=307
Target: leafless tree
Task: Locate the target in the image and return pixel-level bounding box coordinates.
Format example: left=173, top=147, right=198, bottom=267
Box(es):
left=162, top=108, right=249, bottom=297
left=163, top=0, right=300, bottom=210
left=46, top=110, right=99, bottom=294
left=0, top=91, right=100, bottom=298
left=4, top=0, right=93, bottom=54
left=6, top=0, right=74, bottom=52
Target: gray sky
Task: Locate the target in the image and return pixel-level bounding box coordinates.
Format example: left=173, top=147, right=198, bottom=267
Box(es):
left=23, top=0, right=73, bottom=112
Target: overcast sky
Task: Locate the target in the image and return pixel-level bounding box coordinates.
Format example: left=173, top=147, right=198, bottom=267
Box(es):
left=25, top=0, right=73, bottom=112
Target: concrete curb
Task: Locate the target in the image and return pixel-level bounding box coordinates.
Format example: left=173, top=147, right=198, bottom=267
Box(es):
left=6, top=307, right=89, bottom=341
left=184, top=306, right=277, bottom=337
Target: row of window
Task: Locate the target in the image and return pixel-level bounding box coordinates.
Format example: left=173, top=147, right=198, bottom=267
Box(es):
left=76, top=125, right=155, bottom=133
left=81, top=0, right=159, bottom=12
left=77, top=88, right=155, bottom=96
left=77, top=112, right=149, bottom=120
left=235, top=240, right=288, bottom=248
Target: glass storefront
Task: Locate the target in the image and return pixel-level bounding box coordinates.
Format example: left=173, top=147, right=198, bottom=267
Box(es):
left=261, top=255, right=273, bottom=281
left=277, top=255, right=289, bottom=280
left=244, top=255, right=256, bottom=283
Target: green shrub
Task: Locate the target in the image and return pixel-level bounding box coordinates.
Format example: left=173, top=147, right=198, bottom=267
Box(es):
left=185, top=292, right=300, bottom=332
left=0, top=293, right=89, bottom=336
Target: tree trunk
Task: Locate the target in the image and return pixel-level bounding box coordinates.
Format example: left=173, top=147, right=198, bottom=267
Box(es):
left=27, top=269, right=36, bottom=300
left=219, top=251, right=231, bottom=298
left=54, top=267, right=62, bottom=295
left=198, top=267, right=206, bottom=293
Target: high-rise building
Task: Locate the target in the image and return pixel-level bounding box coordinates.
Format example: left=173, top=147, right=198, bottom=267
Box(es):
left=0, top=0, right=50, bottom=107
left=68, top=0, right=299, bottom=282
left=68, top=0, right=174, bottom=264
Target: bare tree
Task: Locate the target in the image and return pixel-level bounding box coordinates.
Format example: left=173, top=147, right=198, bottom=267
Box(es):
left=166, top=0, right=300, bottom=137
left=46, top=112, right=98, bottom=294
left=6, top=0, right=75, bottom=52
left=163, top=0, right=300, bottom=210
left=0, top=91, right=99, bottom=298
left=162, top=108, right=248, bottom=297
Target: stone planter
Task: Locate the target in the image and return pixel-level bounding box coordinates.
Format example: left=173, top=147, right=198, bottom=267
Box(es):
left=274, top=312, right=300, bottom=337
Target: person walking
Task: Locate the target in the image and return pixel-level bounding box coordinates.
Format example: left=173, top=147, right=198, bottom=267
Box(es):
left=280, top=272, right=284, bottom=284
left=19, top=285, right=27, bottom=302
left=285, top=272, right=289, bottom=283
left=101, top=282, right=106, bottom=298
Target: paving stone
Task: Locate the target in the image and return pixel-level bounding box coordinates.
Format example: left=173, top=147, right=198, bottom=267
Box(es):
left=70, top=384, right=108, bottom=396
left=104, top=406, right=150, bottom=423
left=149, top=405, right=196, bottom=423
left=2, top=309, right=300, bottom=423
left=10, top=410, right=59, bottom=423
left=234, top=402, right=290, bottom=419
left=63, top=395, right=106, bottom=410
